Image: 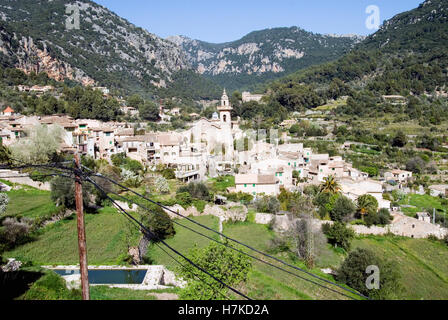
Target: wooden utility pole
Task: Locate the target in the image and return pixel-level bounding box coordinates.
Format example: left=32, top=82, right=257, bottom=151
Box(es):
left=74, top=153, right=90, bottom=300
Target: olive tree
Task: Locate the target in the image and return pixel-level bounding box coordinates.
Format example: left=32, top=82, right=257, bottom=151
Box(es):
left=10, top=124, right=64, bottom=164
left=178, top=242, right=252, bottom=300
left=155, top=176, right=170, bottom=194
left=337, top=248, right=402, bottom=300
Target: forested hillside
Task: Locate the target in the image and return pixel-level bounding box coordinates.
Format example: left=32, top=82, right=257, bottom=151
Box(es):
left=253, top=0, right=448, bottom=123
left=0, top=0, right=221, bottom=100
left=275, top=0, right=448, bottom=96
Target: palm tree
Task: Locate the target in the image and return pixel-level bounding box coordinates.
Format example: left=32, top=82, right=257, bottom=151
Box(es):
left=319, top=175, right=341, bottom=194
left=357, top=194, right=379, bottom=220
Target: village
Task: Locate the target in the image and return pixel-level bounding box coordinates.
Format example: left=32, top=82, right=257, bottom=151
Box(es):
left=1, top=88, right=447, bottom=242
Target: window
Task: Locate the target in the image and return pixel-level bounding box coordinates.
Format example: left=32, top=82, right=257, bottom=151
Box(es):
left=253, top=184, right=256, bottom=187
left=106, top=132, right=111, bottom=137
left=244, top=184, right=247, bottom=188
left=279, top=173, right=283, bottom=177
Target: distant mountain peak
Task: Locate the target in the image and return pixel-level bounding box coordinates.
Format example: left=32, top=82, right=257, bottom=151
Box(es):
left=171, top=26, right=359, bottom=90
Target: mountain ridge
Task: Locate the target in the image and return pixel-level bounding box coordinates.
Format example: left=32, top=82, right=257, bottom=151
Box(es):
left=0, top=0, right=222, bottom=99
left=168, top=26, right=363, bottom=91
left=273, top=0, right=448, bottom=96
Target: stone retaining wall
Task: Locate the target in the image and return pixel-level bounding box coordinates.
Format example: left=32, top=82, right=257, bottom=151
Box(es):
left=255, top=212, right=448, bottom=240
left=0, top=170, right=51, bottom=191
left=163, top=202, right=248, bottom=222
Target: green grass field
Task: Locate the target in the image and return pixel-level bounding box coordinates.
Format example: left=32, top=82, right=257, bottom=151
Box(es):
left=6, top=200, right=448, bottom=300
left=5, top=207, right=141, bottom=265
left=147, top=217, right=448, bottom=300
left=146, top=217, right=358, bottom=300
left=222, top=221, right=356, bottom=300
left=399, top=194, right=448, bottom=216
left=5, top=188, right=59, bottom=219
left=314, top=98, right=347, bottom=111
left=208, top=176, right=235, bottom=193
left=145, top=215, right=221, bottom=268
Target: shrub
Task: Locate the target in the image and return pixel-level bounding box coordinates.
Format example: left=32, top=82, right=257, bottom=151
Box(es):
left=111, top=153, right=127, bottom=167
left=0, top=217, right=32, bottom=249
left=268, top=235, right=291, bottom=254
left=331, top=196, right=356, bottom=222
left=365, top=209, right=393, bottom=227
left=0, top=193, right=9, bottom=215
left=123, top=159, right=144, bottom=175
left=426, top=235, right=439, bottom=242
left=406, top=157, right=426, bottom=174
left=177, top=242, right=252, bottom=300
left=303, top=185, right=319, bottom=197
left=226, top=192, right=254, bottom=205
left=140, top=204, right=175, bottom=241
left=20, top=271, right=81, bottom=300
left=177, top=182, right=211, bottom=201
left=50, top=176, right=94, bottom=210
left=255, top=196, right=280, bottom=214
left=161, top=168, right=176, bottom=180
left=175, top=192, right=193, bottom=207
left=377, top=208, right=393, bottom=225
left=337, top=248, right=402, bottom=300
left=322, top=222, right=355, bottom=251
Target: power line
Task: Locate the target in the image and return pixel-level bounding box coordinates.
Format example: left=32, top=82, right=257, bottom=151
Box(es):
left=152, top=242, right=232, bottom=300
left=81, top=176, right=231, bottom=300
left=0, top=173, right=74, bottom=180
left=88, top=171, right=367, bottom=300
left=85, top=176, right=252, bottom=300
left=92, top=179, right=359, bottom=300
left=4, top=161, right=363, bottom=300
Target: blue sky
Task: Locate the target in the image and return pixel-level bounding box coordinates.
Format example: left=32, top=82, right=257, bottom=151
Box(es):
left=94, top=0, right=423, bottom=43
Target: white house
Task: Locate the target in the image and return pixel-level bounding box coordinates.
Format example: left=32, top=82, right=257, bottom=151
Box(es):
left=235, top=174, right=280, bottom=197
left=384, top=170, right=413, bottom=183
left=340, top=178, right=391, bottom=209
left=429, top=185, right=448, bottom=198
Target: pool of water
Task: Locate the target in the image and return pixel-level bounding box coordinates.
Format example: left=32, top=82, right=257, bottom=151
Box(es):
left=53, top=269, right=147, bottom=285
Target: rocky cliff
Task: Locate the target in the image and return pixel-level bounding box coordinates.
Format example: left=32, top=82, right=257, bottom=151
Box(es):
left=0, top=0, right=194, bottom=96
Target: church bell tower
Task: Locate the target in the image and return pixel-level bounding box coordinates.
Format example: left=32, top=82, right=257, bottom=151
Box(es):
left=217, top=89, right=232, bottom=127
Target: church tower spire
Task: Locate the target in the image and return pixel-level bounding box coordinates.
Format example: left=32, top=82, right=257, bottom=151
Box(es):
left=217, top=89, right=232, bottom=126
left=221, top=89, right=230, bottom=107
